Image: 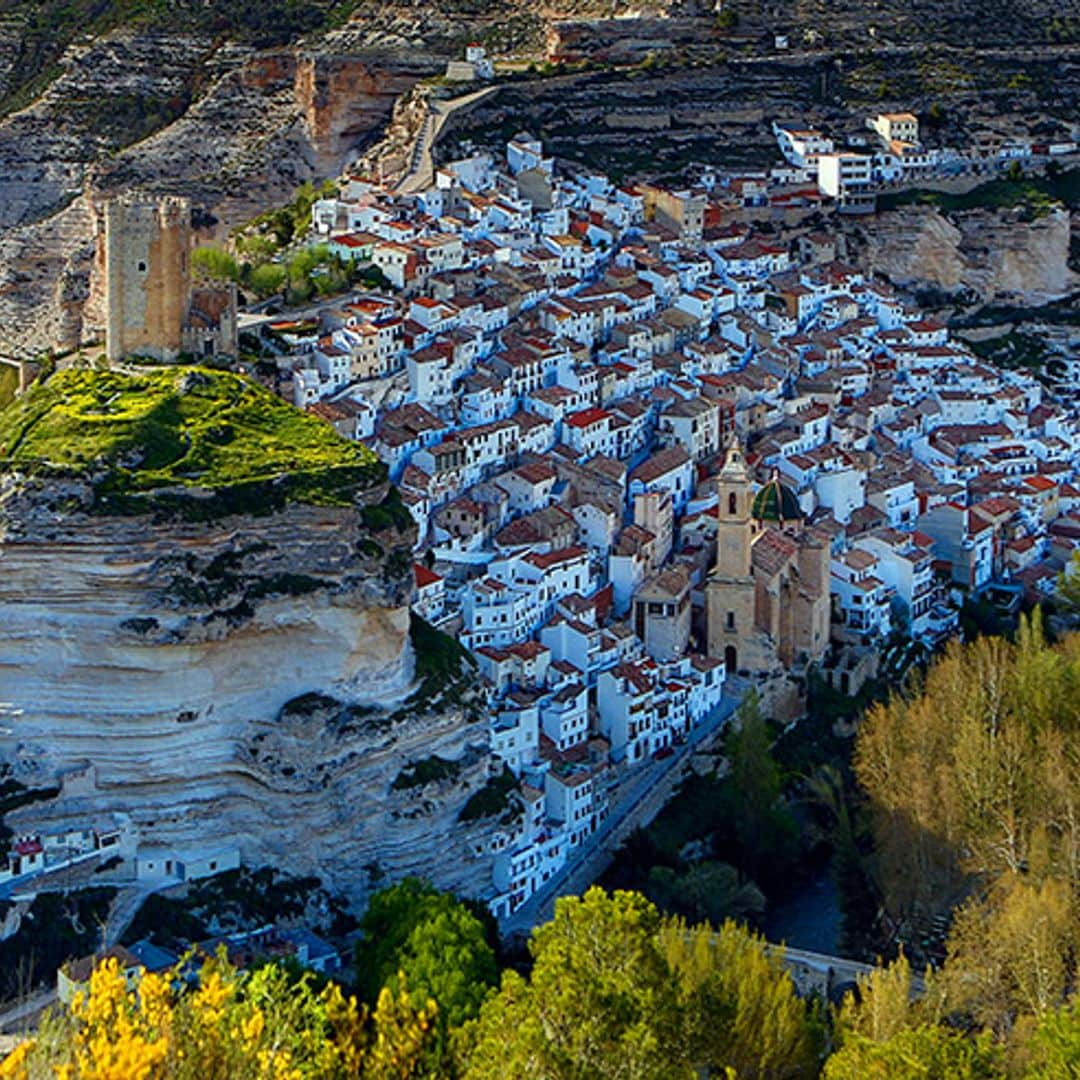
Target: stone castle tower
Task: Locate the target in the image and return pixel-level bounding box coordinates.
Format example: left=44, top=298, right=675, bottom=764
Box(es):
left=105, top=196, right=192, bottom=363
left=706, top=442, right=758, bottom=674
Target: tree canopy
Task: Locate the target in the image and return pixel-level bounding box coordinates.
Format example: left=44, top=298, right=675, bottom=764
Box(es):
left=355, top=878, right=498, bottom=1031
left=455, top=887, right=817, bottom=1079
left=714, top=689, right=798, bottom=887
left=0, top=953, right=436, bottom=1080
left=5, top=877, right=1080, bottom=1077
left=855, top=612, right=1080, bottom=941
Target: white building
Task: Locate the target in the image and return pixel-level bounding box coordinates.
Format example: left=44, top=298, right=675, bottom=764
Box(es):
left=831, top=549, right=893, bottom=638
left=870, top=112, right=920, bottom=146
left=817, top=153, right=875, bottom=212
left=596, top=661, right=658, bottom=764
left=853, top=529, right=937, bottom=638
left=773, top=124, right=836, bottom=168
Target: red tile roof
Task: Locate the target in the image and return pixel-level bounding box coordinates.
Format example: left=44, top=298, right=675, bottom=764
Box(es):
left=566, top=407, right=612, bottom=430
left=414, top=563, right=442, bottom=588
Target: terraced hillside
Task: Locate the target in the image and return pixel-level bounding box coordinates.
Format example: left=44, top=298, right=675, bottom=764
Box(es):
left=439, top=48, right=1080, bottom=183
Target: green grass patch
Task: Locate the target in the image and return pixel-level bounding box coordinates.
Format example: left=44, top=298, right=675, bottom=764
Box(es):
left=878, top=169, right=1080, bottom=218
left=0, top=366, right=18, bottom=411
left=0, top=367, right=384, bottom=517
left=411, top=613, right=475, bottom=681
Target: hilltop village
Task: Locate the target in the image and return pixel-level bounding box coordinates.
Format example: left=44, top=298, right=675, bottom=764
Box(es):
left=234, top=129, right=1078, bottom=916
left=3, top=124, right=1078, bottom=945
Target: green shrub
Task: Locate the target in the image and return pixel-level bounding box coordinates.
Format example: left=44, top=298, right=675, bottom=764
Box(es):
left=459, top=766, right=519, bottom=822
left=391, top=755, right=462, bottom=790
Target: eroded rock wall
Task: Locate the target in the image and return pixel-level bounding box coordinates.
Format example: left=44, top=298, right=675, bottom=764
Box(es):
left=0, top=28, right=441, bottom=356
left=0, top=480, right=497, bottom=898
left=857, top=204, right=1076, bottom=305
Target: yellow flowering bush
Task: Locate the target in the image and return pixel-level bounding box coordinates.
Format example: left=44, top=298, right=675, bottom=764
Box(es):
left=0, top=955, right=436, bottom=1080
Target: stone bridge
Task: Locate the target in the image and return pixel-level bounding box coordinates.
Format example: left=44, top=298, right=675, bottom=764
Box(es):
left=768, top=944, right=878, bottom=1001
left=768, top=943, right=926, bottom=1001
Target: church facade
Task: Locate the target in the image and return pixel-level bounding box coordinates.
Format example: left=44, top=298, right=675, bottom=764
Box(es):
left=706, top=443, right=830, bottom=675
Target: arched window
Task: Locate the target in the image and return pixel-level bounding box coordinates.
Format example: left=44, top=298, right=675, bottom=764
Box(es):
left=728, top=492, right=738, bottom=515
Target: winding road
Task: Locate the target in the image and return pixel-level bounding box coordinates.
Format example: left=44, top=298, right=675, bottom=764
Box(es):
left=395, top=86, right=500, bottom=196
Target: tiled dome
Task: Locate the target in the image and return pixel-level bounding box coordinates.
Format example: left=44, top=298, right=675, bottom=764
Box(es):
left=751, top=474, right=802, bottom=523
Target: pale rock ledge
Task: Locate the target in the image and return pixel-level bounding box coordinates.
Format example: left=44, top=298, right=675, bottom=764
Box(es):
left=0, top=478, right=499, bottom=900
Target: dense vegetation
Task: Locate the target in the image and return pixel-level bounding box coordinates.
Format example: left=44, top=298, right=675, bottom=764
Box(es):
left=856, top=613, right=1080, bottom=989
left=354, top=878, right=498, bottom=1034
left=0, top=952, right=438, bottom=1079
left=0, top=888, right=116, bottom=1005
left=121, top=866, right=355, bottom=951
left=194, top=180, right=390, bottom=305
left=603, top=687, right=875, bottom=950
left=599, top=619, right=1080, bottom=1065
left=10, top=882, right=1080, bottom=1077
left=0, top=367, right=383, bottom=514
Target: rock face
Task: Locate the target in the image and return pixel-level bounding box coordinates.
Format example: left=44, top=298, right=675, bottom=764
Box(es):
left=857, top=204, right=1077, bottom=305
left=547, top=16, right=716, bottom=64
left=0, top=0, right=660, bottom=355
left=0, top=477, right=497, bottom=897
left=0, top=27, right=442, bottom=355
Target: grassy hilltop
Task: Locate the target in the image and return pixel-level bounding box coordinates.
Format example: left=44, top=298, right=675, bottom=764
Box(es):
left=0, top=367, right=383, bottom=517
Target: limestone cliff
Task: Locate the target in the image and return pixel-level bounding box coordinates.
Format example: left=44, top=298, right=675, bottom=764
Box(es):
left=0, top=29, right=441, bottom=355
left=856, top=204, right=1077, bottom=306
left=0, top=369, right=500, bottom=898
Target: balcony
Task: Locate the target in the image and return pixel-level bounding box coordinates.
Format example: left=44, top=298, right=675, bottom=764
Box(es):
left=912, top=579, right=933, bottom=599
left=926, top=604, right=959, bottom=640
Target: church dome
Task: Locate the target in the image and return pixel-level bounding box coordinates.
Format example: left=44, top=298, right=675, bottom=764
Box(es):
left=751, top=473, right=802, bottom=523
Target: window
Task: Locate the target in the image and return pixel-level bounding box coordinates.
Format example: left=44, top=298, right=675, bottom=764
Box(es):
left=137, top=261, right=147, bottom=273
left=728, top=492, right=738, bottom=515
left=726, top=611, right=736, bottom=630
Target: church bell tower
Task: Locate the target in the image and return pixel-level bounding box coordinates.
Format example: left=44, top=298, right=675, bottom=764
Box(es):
left=707, top=440, right=757, bottom=672
left=715, top=441, right=753, bottom=578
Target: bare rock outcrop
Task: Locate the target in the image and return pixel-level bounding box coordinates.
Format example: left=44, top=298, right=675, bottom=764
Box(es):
left=0, top=475, right=499, bottom=899
left=0, top=27, right=442, bottom=356
left=858, top=203, right=1076, bottom=305
left=0, top=0, right=662, bottom=356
